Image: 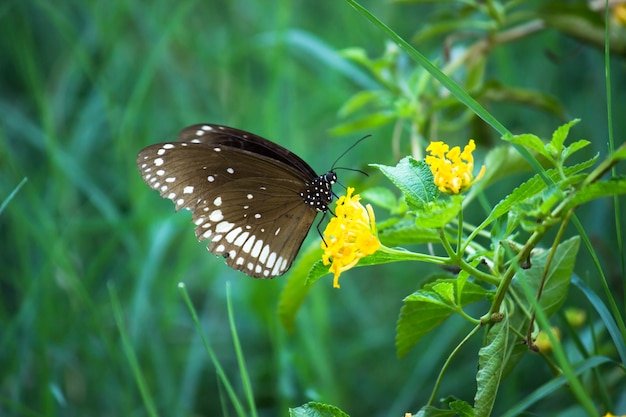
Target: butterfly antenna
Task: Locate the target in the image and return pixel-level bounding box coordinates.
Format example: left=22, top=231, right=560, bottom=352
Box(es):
left=330, top=134, right=371, bottom=170
left=333, top=166, right=369, bottom=177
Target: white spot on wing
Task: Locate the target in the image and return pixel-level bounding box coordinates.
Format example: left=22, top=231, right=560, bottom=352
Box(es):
left=214, top=197, right=222, bottom=206
left=251, top=240, right=264, bottom=258
left=242, top=236, right=255, bottom=253
left=215, top=221, right=234, bottom=233
left=271, top=257, right=284, bottom=276
left=209, top=210, right=224, bottom=222
left=154, top=158, right=164, bottom=166
left=260, top=245, right=270, bottom=264
left=234, top=232, right=249, bottom=247
left=227, top=168, right=234, bottom=174
left=267, top=252, right=277, bottom=269
left=183, top=186, right=194, bottom=194
left=225, top=227, right=242, bottom=243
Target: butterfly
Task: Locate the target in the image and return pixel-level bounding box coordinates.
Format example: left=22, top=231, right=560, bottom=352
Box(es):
left=136, top=124, right=337, bottom=278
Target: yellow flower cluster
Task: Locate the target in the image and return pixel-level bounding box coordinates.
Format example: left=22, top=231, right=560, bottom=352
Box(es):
left=425, top=139, right=485, bottom=194
left=321, top=187, right=380, bottom=288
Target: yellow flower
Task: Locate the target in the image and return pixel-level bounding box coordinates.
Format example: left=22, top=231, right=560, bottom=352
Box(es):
left=614, top=3, right=626, bottom=26
left=603, top=413, right=626, bottom=417
left=321, top=187, right=380, bottom=288
left=534, top=327, right=560, bottom=353
left=425, top=139, right=486, bottom=194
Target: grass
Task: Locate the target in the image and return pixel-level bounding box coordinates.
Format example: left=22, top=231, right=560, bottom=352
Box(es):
left=1, top=0, right=625, bottom=416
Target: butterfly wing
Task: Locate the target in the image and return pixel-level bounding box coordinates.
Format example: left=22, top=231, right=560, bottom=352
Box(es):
left=178, top=124, right=318, bottom=180
left=137, top=129, right=320, bottom=278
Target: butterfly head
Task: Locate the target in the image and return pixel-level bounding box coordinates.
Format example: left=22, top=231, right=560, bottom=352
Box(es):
left=300, top=171, right=337, bottom=213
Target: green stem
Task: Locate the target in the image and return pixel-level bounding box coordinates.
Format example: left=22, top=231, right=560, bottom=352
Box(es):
left=427, top=324, right=482, bottom=406
left=439, top=228, right=500, bottom=285
left=457, top=207, right=464, bottom=256
left=378, top=244, right=450, bottom=265
left=524, top=209, right=573, bottom=347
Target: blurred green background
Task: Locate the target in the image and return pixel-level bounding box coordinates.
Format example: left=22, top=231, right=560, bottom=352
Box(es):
left=1, top=1, right=625, bottom=416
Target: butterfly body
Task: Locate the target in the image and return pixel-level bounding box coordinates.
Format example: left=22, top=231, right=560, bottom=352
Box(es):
left=137, top=124, right=336, bottom=278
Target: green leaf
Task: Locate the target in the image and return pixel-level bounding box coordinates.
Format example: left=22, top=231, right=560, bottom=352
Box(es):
left=450, top=400, right=476, bottom=417
left=414, top=406, right=457, bottom=417
left=503, top=133, right=551, bottom=161
left=550, top=118, right=580, bottom=155
left=503, top=236, right=581, bottom=376
left=474, top=157, right=597, bottom=235
left=378, top=219, right=440, bottom=246
left=396, top=279, right=489, bottom=358
left=562, top=138, right=590, bottom=161
left=414, top=195, right=463, bottom=229
left=289, top=402, right=350, bottom=417
left=474, top=314, right=508, bottom=417
left=330, top=112, right=394, bottom=135
left=473, top=145, right=532, bottom=190
left=361, top=186, right=398, bottom=212
left=278, top=241, right=324, bottom=332
left=566, top=177, right=626, bottom=209
left=338, top=90, right=387, bottom=117
left=414, top=406, right=458, bottom=417
left=304, top=247, right=435, bottom=287
left=480, top=83, right=565, bottom=119
left=613, top=142, right=626, bottom=160
left=373, top=157, right=440, bottom=210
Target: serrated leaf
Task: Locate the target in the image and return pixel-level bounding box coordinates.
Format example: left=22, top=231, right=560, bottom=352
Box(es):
left=373, top=157, right=440, bottom=210
left=474, top=313, right=508, bottom=417
left=503, top=133, right=551, bottom=161
left=566, top=177, right=626, bottom=209
left=396, top=279, right=489, bottom=358
left=289, top=401, right=350, bottom=417
left=474, top=158, right=596, bottom=236
left=414, top=195, right=462, bottom=228
left=562, top=139, right=590, bottom=161
left=361, top=186, right=398, bottom=212
left=550, top=118, right=580, bottom=154
left=450, top=400, right=476, bottom=417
